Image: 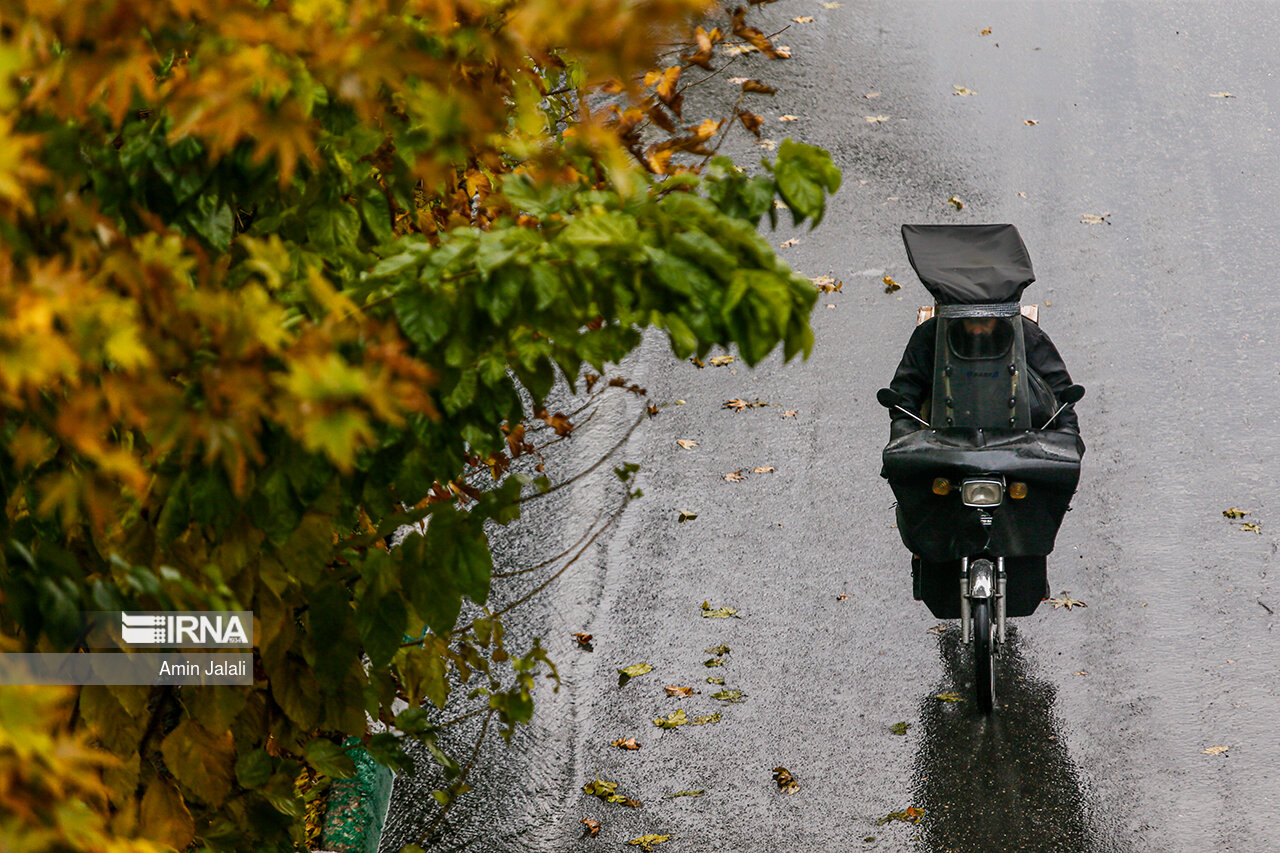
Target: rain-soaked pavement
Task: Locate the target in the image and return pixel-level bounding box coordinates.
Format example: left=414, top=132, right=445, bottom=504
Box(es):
left=381, top=3, right=1280, bottom=851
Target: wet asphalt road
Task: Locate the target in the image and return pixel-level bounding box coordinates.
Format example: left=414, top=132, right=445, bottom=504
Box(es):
left=382, top=3, right=1280, bottom=851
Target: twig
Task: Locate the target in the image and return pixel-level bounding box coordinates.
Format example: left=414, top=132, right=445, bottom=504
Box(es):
left=491, top=505, right=606, bottom=578
left=1259, top=600, right=1274, bottom=615
left=453, top=492, right=631, bottom=634
left=418, top=707, right=496, bottom=844
left=515, top=408, right=647, bottom=504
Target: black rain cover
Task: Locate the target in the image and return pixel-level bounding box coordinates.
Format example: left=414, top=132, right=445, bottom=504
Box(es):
left=901, top=224, right=1035, bottom=305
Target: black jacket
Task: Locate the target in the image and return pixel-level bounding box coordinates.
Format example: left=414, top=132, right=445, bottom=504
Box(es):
left=888, top=317, right=1080, bottom=435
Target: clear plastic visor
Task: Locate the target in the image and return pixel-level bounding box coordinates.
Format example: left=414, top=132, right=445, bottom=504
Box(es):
left=947, top=317, right=1014, bottom=360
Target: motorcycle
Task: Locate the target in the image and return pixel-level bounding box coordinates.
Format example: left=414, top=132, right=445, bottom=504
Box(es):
left=877, top=224, right=1084, bottom=713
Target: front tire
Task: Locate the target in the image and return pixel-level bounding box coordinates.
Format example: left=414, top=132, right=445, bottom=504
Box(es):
left=973, top=599, right=995, bottom=713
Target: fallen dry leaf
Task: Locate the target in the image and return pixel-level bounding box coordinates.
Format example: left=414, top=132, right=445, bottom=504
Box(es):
left=583, top=777, right=643, bottom=807
left=692, top=712, right=721, bottom=725
left=581, top=818, right=602, bottom=837
left=1017, top=192, right=1028, bottom=198
left=721, top=44, right=757, bottom=56
left=947, top=195, right=964, bottom=210
left=701, top=601, right=739, bottom=618
left=758, top=138, right=777, bottom=150
left=774, top=45, right=792, bottom=58
left=653, top=708, right=688, bottom=728
left=935, top=691, right=965, bottom=702
left=865, top=114, right=890, bottom=123
left=706, top=675, right=725, bottom=684
left=820, top=2, right=841, bottom=8
left=664, top=685, right=695, bottom=697
left=723, top=398, right=767, bottom=411
left=779, top=238, right=799, bottom=247
left=889, top=721, right=910, bottom=735
left=1223, top=507, right=1251, bottom=518
left=573, top=632, right=594, bottom=649
left=877, top=806, right=924, bottom=825
left=927, top=624, right=947, bottom=635
left=836, top=594, right=849, bottom=601
left=812, top=274, right=842, bottom=292
left=676, top=439, right=698, bottom=450
left=792, top=15, right=814, bottom=23
left=1202, top=744, right=1230, bottom=755
left=779, top=114, right=799, bottom=122
left=781, top=410, right=798, bottom=418
left=1048, top=592, right=1087, bottom=610
left=883, top=275, right=901, bottom=293
left=612, top=737, right=641, bottom=750
left=1080, top=212, right=1111, bottom=225
left=772, top=766, right=800, bottom=795
left=980, top=27, right=992, bottom=35
left=723, top=470, right=746, bottom=482
left=678, top=510, right=697, bottom=523
left=618, top=663, right=654, bottom=685
left=708, top=355, right=735, bottom=366
left=712, top=689, right=746, bottom=703
left=1240, top=522, right=1262, bottom=534
left=1210, top=92, right=1235, bottom=98
left=953, top=85, right=977, bottom=96
left=728, top=76, right=749, bottom=85
left=628, top=835, right=675, bottom=852
left=864, top=92, right=881, bottom=99
left=703, top=658, right=724, bottom=668
left=753, top=466, right=776, bottom=473
left=1073, top=670, right=1089, bottom=677
left=1024, top=119, right=1039, bottom=125
left=663, top=790, right=704, bottom=799
left=705, top=643, right=731, bottom=656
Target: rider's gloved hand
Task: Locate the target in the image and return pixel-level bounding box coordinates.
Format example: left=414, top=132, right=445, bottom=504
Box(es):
left=890, top=418, right=923, bottom=440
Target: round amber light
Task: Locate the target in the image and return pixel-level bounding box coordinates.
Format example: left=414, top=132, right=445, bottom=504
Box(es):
left=1009, top=482, right=1028, bottom=499
left=932, top=477, right=951, bottom=496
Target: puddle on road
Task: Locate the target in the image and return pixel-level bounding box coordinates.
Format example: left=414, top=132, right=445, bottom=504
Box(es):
left=912, top=628, right=1101, bottom=853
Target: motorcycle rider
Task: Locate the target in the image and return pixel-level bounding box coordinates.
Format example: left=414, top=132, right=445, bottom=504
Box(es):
left=887, top=314, right=1081, bottom=441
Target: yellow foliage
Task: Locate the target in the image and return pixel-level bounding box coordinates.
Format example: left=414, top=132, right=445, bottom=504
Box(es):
left=0, top=684, right=163, bottom=853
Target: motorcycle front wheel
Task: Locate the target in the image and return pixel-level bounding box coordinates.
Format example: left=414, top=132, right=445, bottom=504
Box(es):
left=972, top=599, right=995, bottom=713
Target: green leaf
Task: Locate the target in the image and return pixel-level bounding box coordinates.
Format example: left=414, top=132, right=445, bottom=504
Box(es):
left=365, top=732, right=415, bottom=775
left=139, top=777, right=196, bottom=850
left=360, top=182, right=394, bottom=243
left=357, top=588, right=408, bottom=668
left=305, top=201, right=361, bottom=250
left=161, top=719, right=235, bottom=806
left=617, top=662, right=653, bottom=686
left=774, top=139, right=842, bottom=228
left=396, top=640, right=449, bottom=709
left=302, top=738, right=357, bottom=779
left=235, top=749, right=274, bottom=789
left=663, top=313, right=697, bottom=359
left=398, top=530, right=462, bottom=636
left=422, top=503, right=492, bottom=604
left=186, top=193, right=234, bottom=252
left=393, top=706, right=433, bottom=735
left=156, top=472, right=191, bottom=548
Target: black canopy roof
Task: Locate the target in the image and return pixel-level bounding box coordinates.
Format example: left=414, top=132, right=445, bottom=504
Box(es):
left=900, top=223, right=1035, bottom=305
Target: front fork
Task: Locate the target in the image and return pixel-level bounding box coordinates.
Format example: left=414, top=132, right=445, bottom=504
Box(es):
left=959, top=556, right=1007, bottom=647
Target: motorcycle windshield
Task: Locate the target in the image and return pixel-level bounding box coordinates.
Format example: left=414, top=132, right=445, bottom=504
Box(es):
left=932, top=315, right=1033, bottom=429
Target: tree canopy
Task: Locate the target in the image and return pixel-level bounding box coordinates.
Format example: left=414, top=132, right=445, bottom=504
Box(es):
left=0, top=0, right=839, bottom=848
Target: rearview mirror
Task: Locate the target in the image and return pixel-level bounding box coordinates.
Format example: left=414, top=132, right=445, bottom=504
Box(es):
left=1060, top=384, right=1085, bottom=405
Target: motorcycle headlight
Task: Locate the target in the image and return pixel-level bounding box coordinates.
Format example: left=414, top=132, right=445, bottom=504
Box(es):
left=961, top=478, right=1004, bottom=507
